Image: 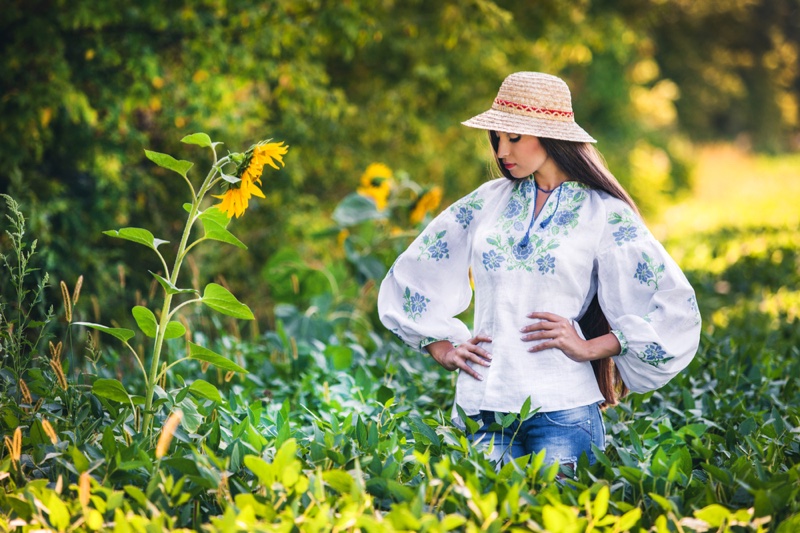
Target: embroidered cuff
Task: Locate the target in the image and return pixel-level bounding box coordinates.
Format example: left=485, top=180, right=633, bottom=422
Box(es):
left=419, top=337, right=450, bottom=352
left=611, top=329, right=629, bottom=356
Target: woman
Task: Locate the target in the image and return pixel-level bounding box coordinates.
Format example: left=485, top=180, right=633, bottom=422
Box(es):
left=378, top=72, right=701, bottom=468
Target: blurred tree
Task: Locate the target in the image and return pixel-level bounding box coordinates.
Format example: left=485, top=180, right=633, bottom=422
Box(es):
left=1, top=0, right=796, bottom=329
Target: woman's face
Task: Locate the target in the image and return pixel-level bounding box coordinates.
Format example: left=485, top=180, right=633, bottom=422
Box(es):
left=494, top=132, right=549, bottom=178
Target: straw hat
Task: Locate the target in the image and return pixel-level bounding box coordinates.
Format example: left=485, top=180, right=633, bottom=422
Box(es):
left=462, top=72, right=596, bottom=143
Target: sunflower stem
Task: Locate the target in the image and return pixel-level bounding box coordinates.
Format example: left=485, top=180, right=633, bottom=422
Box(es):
left=141, top=159, right=224, bottom=439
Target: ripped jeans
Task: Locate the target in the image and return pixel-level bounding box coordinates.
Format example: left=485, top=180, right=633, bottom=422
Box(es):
left=466, top=402, right=605, bottom=467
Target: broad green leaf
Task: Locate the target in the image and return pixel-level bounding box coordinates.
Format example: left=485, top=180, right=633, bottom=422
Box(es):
left=163, top=321, right=186, bottom=339
left=440, top=515, right=468, bottom=530
left=124, top=486, right=148, bottom=507
left=409, top=416, right=440, bottom=448
left=47, top=493, right=70, bottom=531
left=201, top=218, right=246, bottom=249
left=332, top=193, right=385, bottom=226
left=92, top=378, right=132, bottom=406
left=322, top=470, right=354, bottom=494
left=188, top=342, right=247, bottom=373
left=131, top=306, right=157, bottom=338
left=201, top=283, right=254, bottom=319
left=180, top=132, right=213, bottom=147
left=325, top=345, right=352, bottom=370
left=188, top=379, right=224, bottom=403
left=144, top=149, right=193, bottom=177
left=648, top=492, right=675, bottom=512
left=243, top=455, right=273, bottom=486
left=541, top=505, right=569, bottom=533
left=592, top=485, right=610, bottom=519
left=198, top=205, right=231, bottom=227
left=616, top=508, right=642, bottom=531
left=103, top=227, right=168, bottom=250
left=694, top=504, right=731, bottom=527
left=150, top=271, right=197, bottom=296
left=519, top=396, right=532, bottom=421
left=74, top=322, right=135, bottom=343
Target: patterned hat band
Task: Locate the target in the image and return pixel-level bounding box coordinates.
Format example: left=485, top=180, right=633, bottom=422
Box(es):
left=492, top=98, right=575, bottom=123
left=462, top=72, right=596, bottom=143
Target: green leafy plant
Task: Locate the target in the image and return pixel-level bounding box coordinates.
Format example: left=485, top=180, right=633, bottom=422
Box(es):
left=75, top=133, right=288, bottom=438
left=0, top=195, right=54, bottom=386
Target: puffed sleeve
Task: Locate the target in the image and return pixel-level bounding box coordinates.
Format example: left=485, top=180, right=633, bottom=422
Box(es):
left=596, top=201, right=701, bottom=393
left=378, top=187, right=487, bottom=352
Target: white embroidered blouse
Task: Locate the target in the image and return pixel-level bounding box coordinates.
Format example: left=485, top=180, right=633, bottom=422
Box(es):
left=378, top=177, right=701, bottom=416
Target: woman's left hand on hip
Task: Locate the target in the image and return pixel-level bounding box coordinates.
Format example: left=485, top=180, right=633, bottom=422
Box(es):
left=520, top=311, right=591, bottom=362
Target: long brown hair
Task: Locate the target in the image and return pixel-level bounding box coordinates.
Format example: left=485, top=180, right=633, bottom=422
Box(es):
left=489, top=131, right=634, bottom=407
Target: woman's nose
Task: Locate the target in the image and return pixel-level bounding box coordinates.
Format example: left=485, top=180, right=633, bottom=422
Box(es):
left=496, top=138, right=509, bottom=158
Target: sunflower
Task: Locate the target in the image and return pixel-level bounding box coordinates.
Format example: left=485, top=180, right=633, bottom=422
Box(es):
left=409, top=186, right=443, bottom=225
left=356, top=163, right=393, bottom=211
left=215, top=141, right=288, bottom=218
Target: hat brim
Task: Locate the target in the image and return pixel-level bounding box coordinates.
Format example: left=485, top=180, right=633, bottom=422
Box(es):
left=462, top=108, right=596, bottom=143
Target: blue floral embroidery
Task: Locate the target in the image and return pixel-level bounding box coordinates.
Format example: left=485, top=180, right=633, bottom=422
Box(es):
left=688, top=295, right=701, bottom=326
left=538, top=186, right=587, bottom=237
left=554, top=210, right=577, bottom=227
left=536, top=253, right=556, bottom=274
left=417, top=230, right=449, bottom=261
left=613, top=225, right=638, bottom=244
left=428, top=240, right=449, bottom=260
left=455, top=206, right=473, bottom=228
left=450, top=191, right=484, bottom=229
left=634, top=262, right=654, bottom=284
left=608, top=209, right=644, bottom=246
left=637, top=343, right=674, bottom=367
left=512, top=242, right=534, bottom=261
left=504, top=199, right=523, bottom=219
left=634, top=252, right=666, bottom=290
left=486, top=232, right=559, bottom=273
left=518, top=180, right=535, bottom=198
left=482, top=250, right=505, bottom=271
left=402, top=287, right=430, bottom=322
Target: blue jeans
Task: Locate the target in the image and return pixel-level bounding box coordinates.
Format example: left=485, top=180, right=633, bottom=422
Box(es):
left=466, top=403, right=605, bottom=466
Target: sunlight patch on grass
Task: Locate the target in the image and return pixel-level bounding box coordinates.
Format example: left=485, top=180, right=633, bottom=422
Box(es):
left=652, top=144, right=800, bottom=240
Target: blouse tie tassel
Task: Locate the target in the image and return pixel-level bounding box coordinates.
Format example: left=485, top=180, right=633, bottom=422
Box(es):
left=520, top=182, right=563, bottom=247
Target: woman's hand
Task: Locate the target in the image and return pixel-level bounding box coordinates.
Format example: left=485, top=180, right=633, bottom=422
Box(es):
left=426, top=335, right=493, bottom=380
left=520, top=312, right=594, bottom=362
left=521, top=312, right=622, bottom=361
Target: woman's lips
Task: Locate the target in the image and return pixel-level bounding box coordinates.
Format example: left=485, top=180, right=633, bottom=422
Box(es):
left=504, top=163, right=516, bottom=170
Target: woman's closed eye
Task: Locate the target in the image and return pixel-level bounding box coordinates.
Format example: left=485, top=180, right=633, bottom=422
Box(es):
left=509, top=135, right=521, bottom=143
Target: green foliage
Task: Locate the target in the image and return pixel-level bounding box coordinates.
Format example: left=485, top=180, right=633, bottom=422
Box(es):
left=0, top=195, right=54, bottom=383
left=6, top=1, right=795, bottom=325
left=4, top=195, right=800, bottom=530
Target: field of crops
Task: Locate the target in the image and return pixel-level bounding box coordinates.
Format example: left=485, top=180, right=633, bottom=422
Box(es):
left=2, top=144, right=799, bottom=531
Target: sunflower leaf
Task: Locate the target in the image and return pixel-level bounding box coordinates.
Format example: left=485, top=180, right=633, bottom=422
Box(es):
left=164, top=321, right=186, bottom=339
left=188, top=342, right=247, bottom=373
left=131, top=306, right=158, bottom=338
left=144, top=149, right=194, bottom=178
left=180, top=132, right=213, bottom=148
left=73, top=322, right=135, bottom=343
left=103, top=227, right=168, bottom=251
left=201, top=219, right=247, bottom=249
left=150, top=271, right=198, bottom=296
left=332, top=193, right=384, bottom=226
left=201, top=283, right=254, bottom=319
